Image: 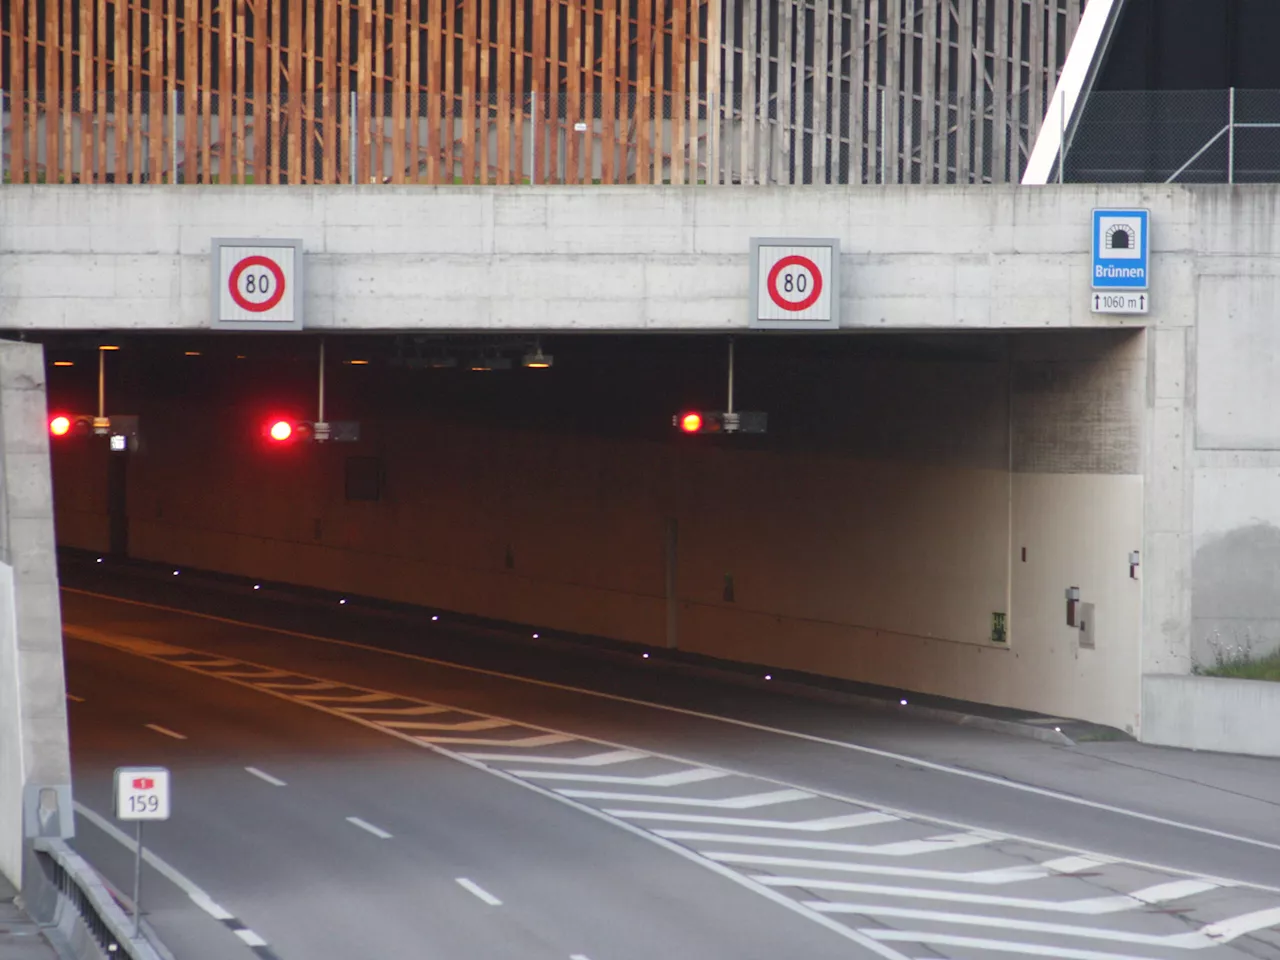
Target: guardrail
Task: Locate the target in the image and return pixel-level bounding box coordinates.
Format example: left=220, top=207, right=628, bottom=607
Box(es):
left=30, top=838, right=165, bottom=960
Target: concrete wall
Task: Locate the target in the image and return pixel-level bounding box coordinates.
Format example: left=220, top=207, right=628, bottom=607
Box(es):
left=1143, top=675, right=1280, bottom=758
left=0, top=340, right=72, bottom=888
left=51, top=330, right=1146, bottom=730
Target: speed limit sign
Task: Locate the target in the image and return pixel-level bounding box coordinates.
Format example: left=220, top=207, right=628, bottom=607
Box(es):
left=749, top=238, right=840, bottom=330
left=212, top=238, right=304, bottom=329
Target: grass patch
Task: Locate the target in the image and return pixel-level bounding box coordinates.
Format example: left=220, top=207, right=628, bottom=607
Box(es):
left=1201, top=649, right=1280, bottom=682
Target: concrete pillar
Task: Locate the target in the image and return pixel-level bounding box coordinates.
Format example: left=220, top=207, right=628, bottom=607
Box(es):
left=0, top=339, right=72, bottom=888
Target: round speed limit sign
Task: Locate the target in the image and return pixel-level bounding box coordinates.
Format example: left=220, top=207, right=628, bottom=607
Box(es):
left=213, top=239, right=302, bottom=329
left=767, top=255, right=823, bottom=311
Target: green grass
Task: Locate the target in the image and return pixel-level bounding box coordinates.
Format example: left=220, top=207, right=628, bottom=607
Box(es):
left=1202, top=649, right=1280, bottom=682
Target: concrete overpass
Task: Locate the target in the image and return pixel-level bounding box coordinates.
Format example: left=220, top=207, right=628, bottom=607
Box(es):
left=3, top=182, right=1279, bottom=892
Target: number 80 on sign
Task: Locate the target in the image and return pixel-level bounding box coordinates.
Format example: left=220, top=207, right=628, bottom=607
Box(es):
left=212, top=238, right=304, bottom=330
left=750, top=238, right=840, bottom=330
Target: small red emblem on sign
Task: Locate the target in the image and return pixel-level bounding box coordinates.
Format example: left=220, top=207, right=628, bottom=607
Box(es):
left=132, top=777, right=155, bottom=790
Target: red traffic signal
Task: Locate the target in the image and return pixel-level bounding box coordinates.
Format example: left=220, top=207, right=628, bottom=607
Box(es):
left=50, top=415, right=71, bottom=437
left=674, top=411, right=722, bottom=434
left=49, top=414, right=95, bottom=439
left=262, top=418, right=314, bottom=444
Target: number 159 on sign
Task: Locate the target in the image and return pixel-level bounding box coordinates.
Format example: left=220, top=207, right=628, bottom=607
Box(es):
left=114, top=767, right=171, bottom=822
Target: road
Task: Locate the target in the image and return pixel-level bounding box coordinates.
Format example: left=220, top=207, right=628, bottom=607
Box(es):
left=59, top=563, right=1280, bottom=960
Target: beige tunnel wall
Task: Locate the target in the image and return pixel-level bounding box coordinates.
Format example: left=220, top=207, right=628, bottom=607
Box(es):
left=51, top=331, right=1146, bottom=730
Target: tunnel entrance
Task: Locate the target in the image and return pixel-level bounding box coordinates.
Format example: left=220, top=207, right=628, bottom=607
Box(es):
left=29, top=328, right=1146, bottom=729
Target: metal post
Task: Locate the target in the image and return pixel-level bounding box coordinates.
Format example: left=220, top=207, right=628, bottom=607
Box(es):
left=349, top=92, right=357, bottom=185
left=132, top=821, right=143, bottom=939
left=1058, top=91, right=1066, bottom=185
left=172, top=89, right=180, bottom=183
left=1, top=89, right=6, bottom=184
left=879, top=89, right=887, bottom=185
left=96, top=348, right=105, bottom=419
left=1228, top=86, right=1236, bottom=184
left=317, top=338, right=326, bottom=423
left=726, top=337, right=736, bottom=414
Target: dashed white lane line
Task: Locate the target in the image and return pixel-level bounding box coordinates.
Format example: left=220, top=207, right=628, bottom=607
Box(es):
left=455, top=878, right=502, bottom=906
left=345, top=816, right=393, bottom=839
left=245, top=766, right=287, bottom=787
left=66, top=693, right=85, bottom=702
left=235, top=929, right=269, bottom=947
left=145, top=723, right=187, bottom=740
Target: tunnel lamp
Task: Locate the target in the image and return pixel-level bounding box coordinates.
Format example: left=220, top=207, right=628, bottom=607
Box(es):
left=96, top=558, right=104, bottom=564
left=344, top=359, right=370, bottom=366
left=642, top=653, right=650, bottom=659
left=471, top=355, right=513, bottom=372
left=340, top=599, right=347, bottom=605
left=98, top=345, right=120, bottom=351
left=53, top=361, right=74, bottom=367
left=253, top=584, right=261, bottom=590
left=185, top=351, right=202, bottom=357
left=522, top=347, right=554, bottom=369
left=427, top=356, right=458, bottom=369
left=900, top=698, right=908, bottom=706
left=765, top=674, right=772, bottom=680
left=533, top=632, right=540, bottom=639
left=172, top=570, right=180, bottom=576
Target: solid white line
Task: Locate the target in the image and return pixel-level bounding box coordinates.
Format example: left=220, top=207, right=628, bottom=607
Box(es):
left=557, top=787, right=813, bottom=809
left=1200, top=905, right=1280, bottom=945
left=65, top=694, right=85, bottom=703
left=235, top=930, right=269, bottom=947
left=64, top=590, right=1280, bottom=859
left=515, top=767, right=728, bottom=787
left=779, top=877, right=1220, bottom=914
left=706, top=852, right=1110, bottom=884
left=416, top=733, right=576, bottom=747
left=74, top=802, right=235, bottom=921
left=569, top=955, right=592, bottom=960
left=610, top=810, right=900, bottom=831
left=298, top=691, right=395, bottom=703
left=655, top=829, right=994, bottom=856
left=379, top=718, right=511, bottom=731
left=465, top=749, right=647, bottom=766
left=145, top=723, right=187, bottom=740
left=245, top=766, right=287, bottom=787
left=456, top=878, right=502, bottom=906
left=345, top=704, right=452, bottom=715
left=873, top=932, right=1159, bottom=960
left=256, top=679, right=342, bottom=691
left=214, top=669, right=296, bottom=679
left=346, top=816, right=393, bottom=839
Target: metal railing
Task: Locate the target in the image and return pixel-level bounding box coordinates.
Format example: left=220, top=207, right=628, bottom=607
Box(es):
left=1065, top=88, right=1280, bottom=184
left=30, top=838, right=165, bottom=960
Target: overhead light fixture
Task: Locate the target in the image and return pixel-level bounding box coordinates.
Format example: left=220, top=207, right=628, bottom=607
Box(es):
left=470, top=355, right=512, bottom=372
left=344, top=359, right=370, bottom=366
left=53, top=361, right=74, bottom=367
left=522, top=345, right=554, bottom=369
left=426, top=356, right=458, bottom=369
left=236, top=354, right=247, bottom=359
left=185, top=350, right=202, bottom=356
left=98, top=345, right=120, bottom=351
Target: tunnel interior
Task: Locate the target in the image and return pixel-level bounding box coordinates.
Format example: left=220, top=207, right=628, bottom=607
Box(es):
left=24, top=327, right=1146, bottom=730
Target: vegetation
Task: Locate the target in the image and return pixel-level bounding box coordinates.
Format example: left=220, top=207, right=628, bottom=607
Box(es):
left=1195, top=631, right=1280, bottom=681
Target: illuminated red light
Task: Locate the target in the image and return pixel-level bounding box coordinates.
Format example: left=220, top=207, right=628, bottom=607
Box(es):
left=49, top=415, right=71, bottom=437
left=268, top=420, right=293, bottom=442
left=680, top=412, right=703, bottom=433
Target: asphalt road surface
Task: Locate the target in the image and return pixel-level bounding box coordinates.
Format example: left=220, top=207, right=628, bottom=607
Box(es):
left=59, top=570, right=1280, bottom=960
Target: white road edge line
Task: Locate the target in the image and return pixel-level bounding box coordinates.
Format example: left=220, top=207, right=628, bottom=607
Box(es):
left=235, top=930, right=269, bottom=947
left=145, top=723, right=187, bottom=740
left=245, top=766, right=287, bottom=787
left=456, top=878, right=503, bottom=906
left=346, top=816, right=393, bottom=839
left=569, top=955, right=593, bottom=960
left=62, top=621, right=1280, bottom=895
left=61, top=587, right=1280, bottom=859
left=74, top=802, right=235, bottom=923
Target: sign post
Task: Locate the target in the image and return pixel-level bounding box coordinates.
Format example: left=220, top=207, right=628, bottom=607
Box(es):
left=211, top=238, right=304, bottom=330
left=749, top=238, right=841, bottom=330
left=113, top=767, right=171, bottom=940
left=1091, top=209, right=1150, bottom=314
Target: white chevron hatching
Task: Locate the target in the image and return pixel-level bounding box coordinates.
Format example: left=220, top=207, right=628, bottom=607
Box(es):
left=557, top=788, right=813, bottom=809
left=512, top=767, right=729, bottom=787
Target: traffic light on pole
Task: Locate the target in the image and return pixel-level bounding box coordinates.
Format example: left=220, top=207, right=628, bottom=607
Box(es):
left=675, top=411, right=723, bottom=434
left=263, top=417, right=315, bottom=445
left=49, top=414, right=95, bottom=439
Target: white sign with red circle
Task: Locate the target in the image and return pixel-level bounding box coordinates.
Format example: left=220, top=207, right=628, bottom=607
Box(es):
left=750, top=238, right=840, bottom=329
left=213, top=238, right=303, bottom=329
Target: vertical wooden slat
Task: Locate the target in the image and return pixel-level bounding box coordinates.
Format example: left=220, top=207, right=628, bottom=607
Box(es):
left=338, top=0, right=352, bottom=184
left=81, top=0, right=94, bottom=182
left=636, top=0, right=650, bottom=184
left=391, top=0, right=406, bottom=182
left=371, top=1, right=383, bottom=181
left=1011, top=0, right=1023, bottom=172
left=993, top=0, right=1008, bottom=182
left=233, top=0, right=246, bottom=181
left=286, top=0, right=301, bottom=182
left=407, top=0, right=421, bottom=182
left=531, top=0, right=545, bottom=182
left=97, top=0, right=110, bottom=183
left=758, top=0, right=771, bottom=183
left=867, top=0, right=879, bottom=183
left=920, top=0, right=935, bottom=183
left=684, top=0, right=698, bottom=185
left=427, top=0, right=442, bottom=183
left=248, top=0, right=263, bottom=182
left=600, top=0, right=615, bottom=182
left=651, top=0, right=664, bottom=183
left=165, top=0, right=177, bottom=181
left=974, top=0, right=988, bottom=182
left=24, top=0, right=37, bottom=180
left=46, top=0, right=62, bottom=183
left=548, top=0, right=561, bottom=183
left=114, top=0, right=128, bottom=180
left=200, top=0, right=212, bottom=181
left=741, top=1, right=756, bottom=185
left=903, top=0, right=916, bottom=183
left=936, top=0, right=949, bottom=181
left=325, top=0, right=339, bottom=183
left=956, top=0, right=971, bottom=181
left=706, top=0, right=721, bottom=184
left=131, top=0, right=144, bottom=179
left=884, top=0, right=899, bottom=184
left=582, top=0, right=595, bottom=184
left=815, top=0, right=830, bottom=183
left=849, top=0, right=864, bottom=184
left=513, top=0, right=526, bottom=182
left=496, top=0, right=510, bottom=183
left=778, top=0, right=793, bottom=184
left=217, top=0, right=231, bottom=180
left=62, top=0, right=75, bottom=180
left=461, top=0, right=476, bottom=182
left=793, top=0, right=804, bottom=184
left=9, top=0, right=25, bottom=182
left=831, top=0, right=845, bottom=183
left=1030, top=0, right=1045, bottom=173
left=266, top=0, right=279, bottom=182
left=618, top=0, right=631, bottom=182
left=722, top=0, right=736, bottom=184
left=357, top=0, right=371, bottom=183
left=147, top=0, right=163, bottom=180
left=564, top=0, right=578, bottom=183
left=443, top=0, right=456, bottom=182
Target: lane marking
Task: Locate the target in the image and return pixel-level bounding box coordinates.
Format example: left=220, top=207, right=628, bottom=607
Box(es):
left=214, top=669, right=296, bottom=679
left=70, top=631, right=913, bottom=959
left=235, top=929, right=269, bottom=947
left=297, top=691, right=395, bottom=704
left=256, top=679, right=343, bottom=691
left=655, top=829, right=995, bottom=856
left=515, top=767, right=729, bottom=787
left=145, top=723, right=188, bottom=740
left=774, top=878, right=1221, bottom=914
left=556, top=787, right=813, bottom=809
left=872, top=931, right=1164, bottom=960
left=378, top=718, right=511, bottom=731
left=66, top=693, right=85, bottom=702
left=570, top=955, right=592, bottom=960
left=62, top=587, right=1280, bottom=857
left=245, top=767, right=287, bottom=787
left=345, top=816, right=393, bottom=839
left=704, top=852, right=1113, bottom=885
left=67, top=625, right=1280, bottom=899
left=456, top=878, right=502, bottom=906
left=609, top=810, right=900, bottom=831
left=342, top=704, right=452, bottom=715
left=465, top=748, right=648, bottom=767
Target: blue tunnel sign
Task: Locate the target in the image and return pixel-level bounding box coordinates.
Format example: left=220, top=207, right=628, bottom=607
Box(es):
left=1092, top=209, right=1149, bottom=290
